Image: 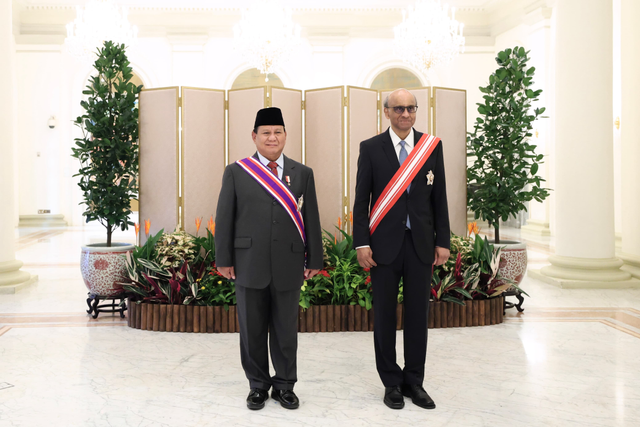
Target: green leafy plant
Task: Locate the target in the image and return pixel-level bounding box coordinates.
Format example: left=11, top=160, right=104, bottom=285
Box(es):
left=71, top=41, right=142, bottom=246
left=467, top=46, right=550, bottom=243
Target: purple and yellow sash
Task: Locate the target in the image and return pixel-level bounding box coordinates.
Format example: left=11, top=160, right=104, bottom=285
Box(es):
left=236, top=157, right=306, bottom=244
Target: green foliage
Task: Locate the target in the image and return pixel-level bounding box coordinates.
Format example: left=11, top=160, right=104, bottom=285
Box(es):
left=467, top=46, right=551, bottom=242
left=300, top=228, right=373, bottom=310
left=431, top=232, right=528, bottom=305
left=71, top=41, right=142, bottom=246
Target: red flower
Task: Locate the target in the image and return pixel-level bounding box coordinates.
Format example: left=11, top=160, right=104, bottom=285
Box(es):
left=363, top=267, right=370, bottom=272
left=319, top=270, right=330, bottom=278
left=365, top=276, right=371, bottom=285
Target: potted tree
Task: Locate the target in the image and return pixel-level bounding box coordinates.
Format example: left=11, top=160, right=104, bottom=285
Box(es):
left=71, top=41, right=142, bottom=308
left=466, top=46, right=550, bottom=285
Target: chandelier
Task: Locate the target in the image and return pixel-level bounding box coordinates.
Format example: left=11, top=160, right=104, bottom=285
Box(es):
left=394, top=0, right=465, bottom=74
left=64, top=0, right=138, bottom=61
left=233, top=0, right=301, bottom=82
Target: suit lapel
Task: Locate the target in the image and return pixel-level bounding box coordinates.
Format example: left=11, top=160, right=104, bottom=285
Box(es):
left=381, top=129, right=400, bottom=169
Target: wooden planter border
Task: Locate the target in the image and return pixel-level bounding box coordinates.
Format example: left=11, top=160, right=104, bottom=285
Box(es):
left=127, top=297, right=504, bottom=333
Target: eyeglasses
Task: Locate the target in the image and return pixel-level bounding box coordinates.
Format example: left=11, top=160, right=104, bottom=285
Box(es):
left=389, top=105, right=418, bottom=114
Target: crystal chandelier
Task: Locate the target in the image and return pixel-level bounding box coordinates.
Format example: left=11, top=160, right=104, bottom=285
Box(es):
left=394, top=0, right=465, bottom=74
left=233, top=0, right=301, bottom=82
left=64, top=0, right=138, bottom=61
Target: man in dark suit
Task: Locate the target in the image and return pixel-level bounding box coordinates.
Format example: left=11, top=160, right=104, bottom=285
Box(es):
left=215, top=107, right=323, bottom=410
left=353, top=89, right=451, bottom=410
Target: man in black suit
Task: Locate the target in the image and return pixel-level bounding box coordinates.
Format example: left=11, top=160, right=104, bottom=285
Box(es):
left=215, top=107, right=323, bottom=410
left=353, top=89, right=450, bottom=410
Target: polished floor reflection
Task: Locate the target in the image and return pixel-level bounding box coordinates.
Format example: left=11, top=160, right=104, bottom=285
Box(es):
left=1, top=224, right=639, bottom=426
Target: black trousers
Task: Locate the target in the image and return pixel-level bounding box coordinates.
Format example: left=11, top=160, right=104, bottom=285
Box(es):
left=370, top=230, right=431, bottom=387
left=235, top=283, right=300, bottom=391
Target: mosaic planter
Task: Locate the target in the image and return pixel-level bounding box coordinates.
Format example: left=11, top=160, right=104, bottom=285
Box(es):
left=81, top=243, right=134, bottom=297
left=127, top=297, right=505, bottom=333
left=493, top=240, right=528, bottom=286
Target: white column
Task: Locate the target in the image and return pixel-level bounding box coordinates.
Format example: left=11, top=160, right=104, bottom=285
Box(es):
left=619, top=0, right=640, bottom=278
left=531, top=0, right=637, bottom=288
left=0, top=0, right=32, bottom=292
left=521, top=8, right=553, bottom=238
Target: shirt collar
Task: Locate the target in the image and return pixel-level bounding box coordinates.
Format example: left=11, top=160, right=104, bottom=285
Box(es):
left=389, top=127, right=414, bottom=149
left=257, top=152, right=284, bottom=170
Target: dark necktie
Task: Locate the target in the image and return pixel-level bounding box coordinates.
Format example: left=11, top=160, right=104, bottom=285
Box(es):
left=267, top=161, right=278, bottom=177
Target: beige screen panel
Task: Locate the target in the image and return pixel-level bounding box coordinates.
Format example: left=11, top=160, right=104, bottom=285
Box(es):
left=228, top=87, right=266, bottom=163
left=270, top=87, right=302, bottom=163
left=379, top=87, right=431, bottom=134
left=181, top=87, right=225, bottom=235
left=305, top=87, right=344, bottom=234
left=139, top=87, right=179, bottom=242
left=433, top=87, right=467, bottom=237
left=347, top=86, right=379, bottom=222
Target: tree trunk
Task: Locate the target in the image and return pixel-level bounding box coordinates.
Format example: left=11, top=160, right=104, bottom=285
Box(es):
left=106, top=224, right=112, bottom=247
left=494, top=224, right=500, bottom=244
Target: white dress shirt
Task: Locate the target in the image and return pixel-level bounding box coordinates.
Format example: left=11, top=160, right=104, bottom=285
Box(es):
left=389, top=127, right=415, bottom=160
left=257, top=152, right=284, bottom=180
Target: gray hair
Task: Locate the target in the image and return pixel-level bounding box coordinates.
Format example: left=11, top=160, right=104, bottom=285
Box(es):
left=383, top=89, right=418, bottom=108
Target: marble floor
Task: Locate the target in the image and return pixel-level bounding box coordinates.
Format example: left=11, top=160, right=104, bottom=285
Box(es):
left=1, top=224, right=640, bottom=426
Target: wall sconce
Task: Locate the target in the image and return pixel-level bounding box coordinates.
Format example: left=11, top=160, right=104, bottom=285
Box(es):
left=535, top=129, right=539, bottom=138
left=614, top=117, right=620, bottom=130
left=48, top=116, right=57, bottom=129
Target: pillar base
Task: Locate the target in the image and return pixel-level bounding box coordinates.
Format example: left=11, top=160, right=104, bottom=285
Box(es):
left=619, top=252, right=640, bottom=280
left=0, top=260, right=37, bottom=293
left=529, top=255, right=640, bottom=288
left=18, top=214, right=67, bottom=228
left=521, top=219, right=551, bottom=237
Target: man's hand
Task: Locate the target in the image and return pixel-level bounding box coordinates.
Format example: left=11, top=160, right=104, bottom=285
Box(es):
left=218, top=266, right=236, bottom=280
left=433, top=247, right=450, bottom=266
left=304, top=269, right=320, bottom=280
left=357, top=247, right=378, bottom=269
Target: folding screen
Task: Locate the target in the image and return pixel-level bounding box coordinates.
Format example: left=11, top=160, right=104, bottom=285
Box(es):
left=433, top=87, right=467, bottom=237
left=347, top=86, right=378, bottom=231
left=270, top=87, right=303, bottom=163
left=379, top=87, right=431, bottom=134
left=228, top=87, right=266, bottom=163
left=181, top=87, right=225, bottom=235
left=304, top=86, right=344, bottom=234
left=139, top=87, right=180, bottom=243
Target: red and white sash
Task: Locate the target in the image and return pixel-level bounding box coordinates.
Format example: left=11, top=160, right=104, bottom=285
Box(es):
left=236, top=157, right=306, bottom=244
left=369, top=133, right=440, bottom=235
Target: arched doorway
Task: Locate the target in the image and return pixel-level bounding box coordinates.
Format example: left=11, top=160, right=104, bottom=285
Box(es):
left=231, top=69, right=284, bottom=89
left=370, top=68, right=423, bottom=90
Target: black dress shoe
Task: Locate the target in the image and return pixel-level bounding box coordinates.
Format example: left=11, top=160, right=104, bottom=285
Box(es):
left=384, top=386, right=405, bottom=409
left=402, top=384, right=436, bottom=409
left=271, top=389, right=300, bottom=409
left=246, top=388, right=269, bottom=410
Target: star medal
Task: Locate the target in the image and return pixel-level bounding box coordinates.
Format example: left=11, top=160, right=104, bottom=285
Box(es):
left=427, top=170, right=435, bottom=185
left=297, top=194, right=304, bottom=212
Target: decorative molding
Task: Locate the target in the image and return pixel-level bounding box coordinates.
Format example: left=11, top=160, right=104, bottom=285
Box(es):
left=22, top=5, right=487, bottom=13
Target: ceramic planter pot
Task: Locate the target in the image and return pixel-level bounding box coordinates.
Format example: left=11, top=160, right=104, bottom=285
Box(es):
left=492, top=240, right=528, bottom=286
left=81, top=243, right=135, bottom=297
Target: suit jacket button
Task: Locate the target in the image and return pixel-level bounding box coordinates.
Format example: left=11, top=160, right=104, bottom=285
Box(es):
left=273, top=201, right=277, bottom=205
left=273, top=220, right=277, bottom=224
left=402, top=220, right=406, bottom=225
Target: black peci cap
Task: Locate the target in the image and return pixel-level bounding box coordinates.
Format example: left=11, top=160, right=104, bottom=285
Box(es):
left=254, top=107, right=285, bottom=129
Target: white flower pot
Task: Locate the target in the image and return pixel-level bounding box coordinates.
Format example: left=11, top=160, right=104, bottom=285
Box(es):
left=491, top=240, right=527, bottom=286
left=80, top=243, right=135, bottom=297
